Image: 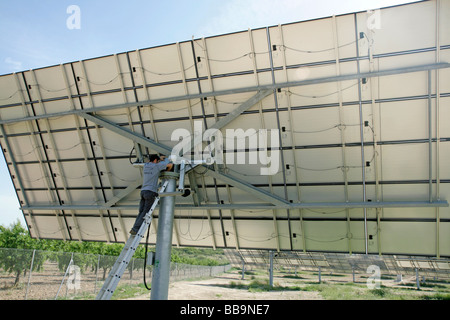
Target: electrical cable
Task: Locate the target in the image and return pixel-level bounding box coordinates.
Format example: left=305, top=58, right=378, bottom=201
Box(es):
left=143, top=225, right=152, bottom=291
left=0, top=89, right=19, bottom=100
left=129, top=146, right=136, bottom=164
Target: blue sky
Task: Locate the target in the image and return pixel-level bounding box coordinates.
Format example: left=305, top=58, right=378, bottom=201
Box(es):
left=0, top=0, right=418, bottom=227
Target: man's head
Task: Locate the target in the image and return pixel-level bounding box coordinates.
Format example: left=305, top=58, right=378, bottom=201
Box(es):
left=149, top=154, right=161, bottom=163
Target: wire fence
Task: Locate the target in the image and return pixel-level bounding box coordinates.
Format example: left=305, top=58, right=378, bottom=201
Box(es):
left=225, top=249, right=450, bottom=282
left=0, top=248, right=231, bottom=300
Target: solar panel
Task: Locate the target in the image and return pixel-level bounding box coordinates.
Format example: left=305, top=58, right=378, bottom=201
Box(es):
left=0, top=0, right=449, bottom=257
left=224, top=249, right=450, bottom=279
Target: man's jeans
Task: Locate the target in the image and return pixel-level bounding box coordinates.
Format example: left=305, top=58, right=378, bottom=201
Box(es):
left=131, top=190, right=157, bottom=233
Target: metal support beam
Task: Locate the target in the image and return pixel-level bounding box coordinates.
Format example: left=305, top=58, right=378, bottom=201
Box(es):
left=188, top=171, right=201, bottom=206
left=354, top=14, right=368, bottom=254
left=178, top=160, right=186, bottom=192
left=179, top=89, right=272, bottom=163
left=150, top=172, right=178, bottom=300
left=80, top=113, right=172, bottom=155
left=21, top=200, right=449, bottom=212
left=104, top=178, right=142, bottom=207
left=182, top=201, right=449, bottom=209
left=78, top=113, right=291, bottom=207
left=207, top=89, right=272, bottom=132
left=205, top=168, right=290, bottom=207
left=2, top=63, right=449, bottom=126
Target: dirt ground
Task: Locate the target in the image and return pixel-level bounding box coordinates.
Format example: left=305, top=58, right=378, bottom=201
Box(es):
left=0, top=261, right=104, bottom=300
left=130, top=270, right=322, bottom=300
left=129, top=268, right=447, bottom=301
left=2, top=263, right=447, bottom=300
left=0, top=260, right=145, bottom=300
left=170, top=273, right=322, bottom=300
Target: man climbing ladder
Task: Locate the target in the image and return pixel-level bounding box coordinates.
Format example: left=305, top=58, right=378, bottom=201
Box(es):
left=95, top=154, right=173, bottom=300
left=130, top=154, right=173, bottom=235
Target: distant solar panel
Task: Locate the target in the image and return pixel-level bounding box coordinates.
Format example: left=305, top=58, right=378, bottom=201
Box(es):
left=0, top=0, right=449, bottom=257
left=224, top=249, right=450, bottom=280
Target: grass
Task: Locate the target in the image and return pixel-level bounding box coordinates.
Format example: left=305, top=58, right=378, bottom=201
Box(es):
left=301, top=283, right=384, bottom=300
left=298, top=282, right=450, bottom=300
left=111, top=283, right=151, bottom=300
left=57, top=268, right=450, bottom=301
left=58, top=283, right=151, bottom=300
left=226, top=269, right=450, bottom=300
left=422, top=293, right=450, bottom=300
left=229, top=279, right=302, bottom=292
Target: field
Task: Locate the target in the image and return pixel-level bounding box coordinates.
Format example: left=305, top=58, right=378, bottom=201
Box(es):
left=1, top=251, right=449, bottom=300
left=128, top=268, right=450, bottom=301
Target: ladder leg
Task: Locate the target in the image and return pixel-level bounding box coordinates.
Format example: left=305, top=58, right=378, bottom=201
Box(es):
left=95, top=180, right=169, bottom=300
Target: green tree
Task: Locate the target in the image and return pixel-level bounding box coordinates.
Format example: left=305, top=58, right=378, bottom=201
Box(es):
left=0, top=221, right=33, bottom=249
left=0, top=221, right=229, bottom=272
left=0, top=221, right=46, bottom=285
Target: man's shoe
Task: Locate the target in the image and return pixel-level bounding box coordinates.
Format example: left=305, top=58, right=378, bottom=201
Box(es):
left=129, top=229, right=137, bottom=236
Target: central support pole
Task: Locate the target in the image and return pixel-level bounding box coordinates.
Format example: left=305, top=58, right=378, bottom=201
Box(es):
left=150, top=171, right=178, bottom=300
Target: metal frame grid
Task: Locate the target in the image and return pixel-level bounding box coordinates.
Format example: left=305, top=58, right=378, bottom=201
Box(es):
left=224, top=249, right=450, bottom=280
left=0, top=0, right=449, bottom=257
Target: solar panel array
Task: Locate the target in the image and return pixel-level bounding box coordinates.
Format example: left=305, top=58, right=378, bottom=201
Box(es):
left=224, top=249, right=450, bottom=280
left=0, top=0, right=449, bottom=257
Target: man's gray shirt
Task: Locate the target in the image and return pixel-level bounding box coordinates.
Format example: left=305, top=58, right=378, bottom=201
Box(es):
left=141, top=158, right=169, bottom=192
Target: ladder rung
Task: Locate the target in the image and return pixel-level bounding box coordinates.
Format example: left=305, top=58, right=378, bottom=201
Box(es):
left=95, top=180, right=170, bottom=300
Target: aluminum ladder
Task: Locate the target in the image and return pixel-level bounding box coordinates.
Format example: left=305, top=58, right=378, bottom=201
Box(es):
left=95, top=180, right=169, bottom=300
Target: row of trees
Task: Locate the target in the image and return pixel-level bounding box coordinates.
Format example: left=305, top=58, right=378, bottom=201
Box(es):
left=0, top=221, right=228, bottom=264
left=0, top=221, right=229, bottom=266
left=0, top=221, right=229, bottom=285
left=0, top=221, right=128, bottom=257
left=0, top=221, right=138, bottom=285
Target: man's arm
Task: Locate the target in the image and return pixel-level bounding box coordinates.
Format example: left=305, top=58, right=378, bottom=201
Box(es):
left=159, top=156, right=173, bottom=171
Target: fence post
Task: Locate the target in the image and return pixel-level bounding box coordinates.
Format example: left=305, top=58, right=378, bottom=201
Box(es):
left=94, top=255, right=100, bottom=293
left=318, top=266, right=322, bottom=284
left=416, top=268, right=420, bottom=290
left=55, top=253, right=73, bottom=300
left=25, top=249, right=36, bottom=300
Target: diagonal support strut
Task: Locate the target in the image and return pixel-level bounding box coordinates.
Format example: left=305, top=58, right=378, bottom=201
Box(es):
left=79, top=110, right=290, bottom=207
